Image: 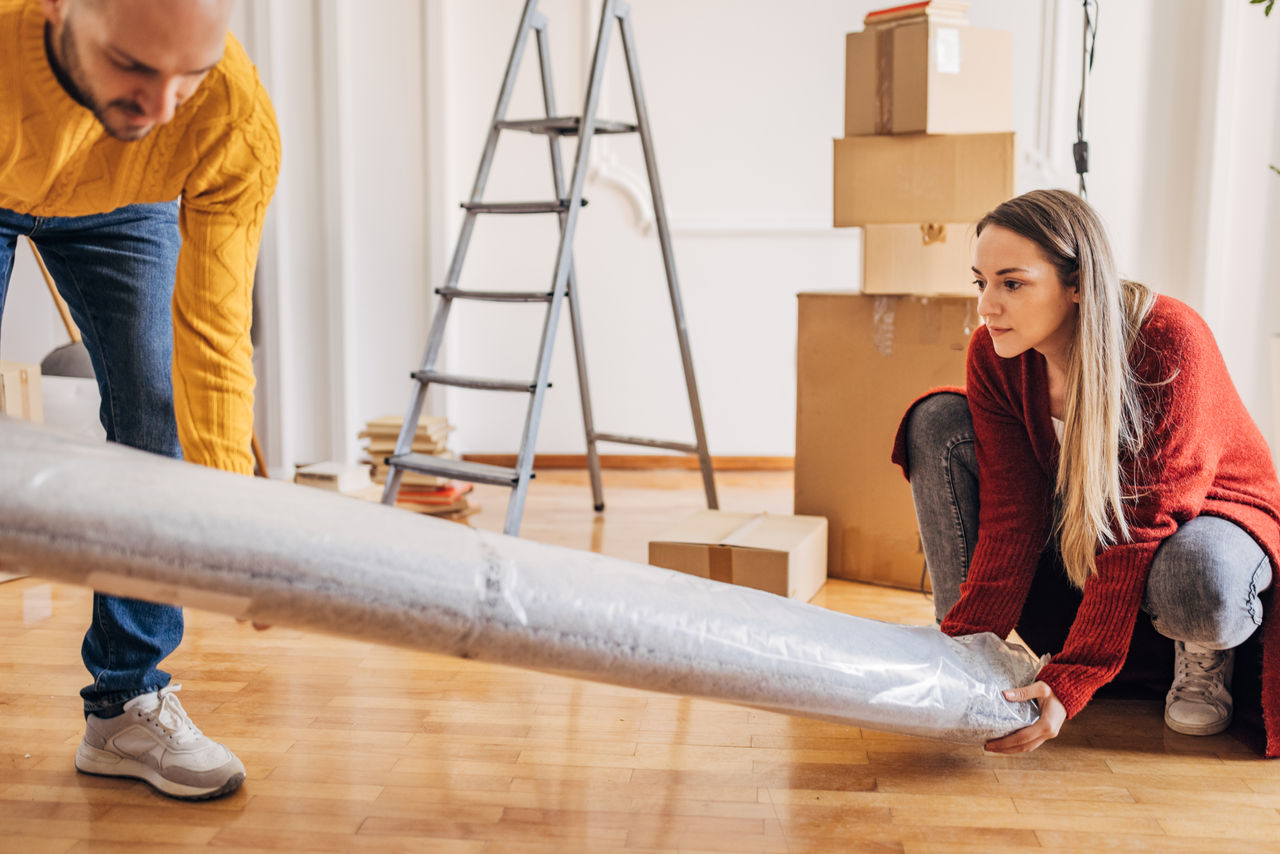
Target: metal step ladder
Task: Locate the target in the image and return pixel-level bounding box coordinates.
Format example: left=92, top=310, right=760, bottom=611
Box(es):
left=382, top=0, right=717, bottom=535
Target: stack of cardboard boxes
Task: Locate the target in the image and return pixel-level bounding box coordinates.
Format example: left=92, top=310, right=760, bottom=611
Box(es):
left=796, top=1, right=1013, bottom=590
left=836, top=0, right=1013, bottom=285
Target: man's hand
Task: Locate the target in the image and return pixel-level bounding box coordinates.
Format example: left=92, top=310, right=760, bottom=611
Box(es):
left=984, top=681, right=1067, bottom=754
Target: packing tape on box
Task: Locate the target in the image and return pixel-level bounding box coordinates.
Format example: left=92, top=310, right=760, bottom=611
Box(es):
left=690, top=514, right=766, bottom=585
left=872, top=295, right=896, bottom=357
left=875, top=27, right=894, bottom=134
left=921, top=223, right=948, bottom=245
left=0, top=416, right=1044, bottom=744
left=708, top=545, right=733, bottom=584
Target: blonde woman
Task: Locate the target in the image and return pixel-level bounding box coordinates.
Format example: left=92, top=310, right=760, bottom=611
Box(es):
left=893, top=189, right=1280, bottom=756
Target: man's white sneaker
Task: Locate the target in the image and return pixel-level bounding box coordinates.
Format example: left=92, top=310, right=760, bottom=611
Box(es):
left=1165, top=641, right=1234, bottom=736
left=75, top=684, right=245, bottom=800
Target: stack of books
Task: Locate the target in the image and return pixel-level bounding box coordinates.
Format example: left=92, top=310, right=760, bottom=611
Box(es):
left=368, top=479, right=475, bottom=519
left=360, top=414, right=451, bottom=480
left=861, top=0, right=969, bottom=26
left=357, top=414, right=477, bottom=521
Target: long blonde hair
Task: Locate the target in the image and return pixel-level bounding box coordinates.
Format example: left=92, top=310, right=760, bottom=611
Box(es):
left=976, top=190, right=1156, bottom=587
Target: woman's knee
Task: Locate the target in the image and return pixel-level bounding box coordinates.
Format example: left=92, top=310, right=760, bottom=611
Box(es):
left=904, top=392, right=971, bottom=477
left=1145, top=516, right=1269, bottom=648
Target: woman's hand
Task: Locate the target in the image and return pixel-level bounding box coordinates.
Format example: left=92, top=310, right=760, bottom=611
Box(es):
left=984, top=681, right=1067, bottom=754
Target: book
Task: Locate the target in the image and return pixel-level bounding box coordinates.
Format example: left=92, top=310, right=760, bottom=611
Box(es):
left=413, top=496, right=474, bottom=516
left=864, top=1, right=969, bottom=27
left=362, top=439, right=448, bottom=458
left=294, top=461, right=373, bottom=494
left=359, top=414, right=451, bottom=440
left=351, top=484, right=478, bottom=520
left=368, top=457, right=455, bottom=488
left=392, top=482, right=473, bottom=506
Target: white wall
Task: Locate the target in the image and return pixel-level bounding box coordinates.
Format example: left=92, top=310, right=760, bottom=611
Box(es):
left=231, top=0, right=435, bottom=472
left=0, top=240, right=65, bottom=362
left=436, top=0, right=868, bottom=458
left=427, top=0, right=1280, bottom=457
left=4, top=0, right=1278, bottom=470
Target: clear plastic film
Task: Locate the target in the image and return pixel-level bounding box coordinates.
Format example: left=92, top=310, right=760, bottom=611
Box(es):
left=0, top=417, right=1043, bottom=743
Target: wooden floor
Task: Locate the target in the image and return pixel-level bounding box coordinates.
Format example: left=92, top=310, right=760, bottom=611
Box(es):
left=2, top=469, right=1279, bottom=853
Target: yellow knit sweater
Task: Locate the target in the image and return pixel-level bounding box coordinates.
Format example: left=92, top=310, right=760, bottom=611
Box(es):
left=0, top=0, right=280, bottom=474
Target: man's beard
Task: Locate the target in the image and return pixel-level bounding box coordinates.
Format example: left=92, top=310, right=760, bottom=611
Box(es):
left=50, top=19, right=152, bottom=142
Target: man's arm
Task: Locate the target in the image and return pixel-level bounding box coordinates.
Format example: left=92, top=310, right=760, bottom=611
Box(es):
left=173, top=58, right=280, bottom=474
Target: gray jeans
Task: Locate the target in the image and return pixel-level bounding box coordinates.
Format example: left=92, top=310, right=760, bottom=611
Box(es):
left=903, top=392, right=1272, bottom=650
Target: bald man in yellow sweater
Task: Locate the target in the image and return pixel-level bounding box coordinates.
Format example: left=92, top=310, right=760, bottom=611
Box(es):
left=1, top=0, right=279, bottom=799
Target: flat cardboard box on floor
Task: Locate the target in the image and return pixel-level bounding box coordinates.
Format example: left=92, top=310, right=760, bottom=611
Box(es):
left=845, top=23, right=1012, bottom=136
left=649, top=510, right=828, bottom=602
left=0, top=360, right=43, bottom=424
left=832, top=132, right=1013, bottom=226
left=795, top=293, right=976, bottom=589
left=863, top=222, right=976, bottom=296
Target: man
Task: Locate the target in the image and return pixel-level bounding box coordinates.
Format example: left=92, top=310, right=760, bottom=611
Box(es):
left=0, top=0, right=279, bottom=799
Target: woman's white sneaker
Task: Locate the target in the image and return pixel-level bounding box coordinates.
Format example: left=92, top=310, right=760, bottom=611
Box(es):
left=75, top=684, right=244, bottom=800
left=1164, top=641, right=1234, bottom=736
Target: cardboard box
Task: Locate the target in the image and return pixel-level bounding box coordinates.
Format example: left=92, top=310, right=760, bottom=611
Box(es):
left=795, top=293, right=975, bottom=589
left=0, top=360, right=43, bottom=580
left=649, top=510, right=828, bottom=602
left=845, top=24, right=1012, bottom=136
left=863, top=222, right=976, bottom=296
left=0, top=361, right=43, bottom=423
left=833, top=132, right=1014, bottom=226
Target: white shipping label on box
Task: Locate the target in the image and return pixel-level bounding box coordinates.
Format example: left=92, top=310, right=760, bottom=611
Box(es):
left=934, top=27, right=961, bottom=74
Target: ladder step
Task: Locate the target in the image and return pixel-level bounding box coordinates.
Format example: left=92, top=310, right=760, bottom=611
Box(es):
left=461, top=199, right=588, bottom=214
left=436, top=288, right=553, bottom=303
left=592, top=433, right=700, bottom=454
left=413, top=370, right=546, bottom=393
left=388, top=453, right=528, bottom=487
left=496, top=117, right=638, bottom=136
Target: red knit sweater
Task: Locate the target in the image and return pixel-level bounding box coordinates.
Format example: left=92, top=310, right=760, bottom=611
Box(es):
left=893, top=295, right=1280, bottom=757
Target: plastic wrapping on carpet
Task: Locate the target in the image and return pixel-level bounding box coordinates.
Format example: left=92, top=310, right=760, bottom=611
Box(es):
left=0, top=416, right=1043, bottom=743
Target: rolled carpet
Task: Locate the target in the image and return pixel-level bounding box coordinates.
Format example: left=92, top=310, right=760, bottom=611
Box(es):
left=0, top=416, right=1042, bottom=743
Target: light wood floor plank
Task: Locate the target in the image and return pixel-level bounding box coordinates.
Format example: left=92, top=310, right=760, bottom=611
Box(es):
left=0, top=816, right=221, bottom=844
left=1033, top=829, right=1266, bottom=852
left=0, top=840, right=80, bottom=854
left=785, top=824, right=1041, bottom=851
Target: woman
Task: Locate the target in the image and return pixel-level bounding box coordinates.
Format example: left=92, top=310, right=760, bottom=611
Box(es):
left=892, top=189, right=1280, bottom=756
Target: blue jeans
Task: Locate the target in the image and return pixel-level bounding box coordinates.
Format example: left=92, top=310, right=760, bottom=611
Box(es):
left=0, top=202, right=185, bottom=716
left=902, top=392, right=1272, bottom=650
